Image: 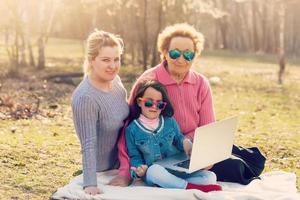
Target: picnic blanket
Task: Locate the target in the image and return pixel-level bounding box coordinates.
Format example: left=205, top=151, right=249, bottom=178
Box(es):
left=51, top=170, right=299, bottom=200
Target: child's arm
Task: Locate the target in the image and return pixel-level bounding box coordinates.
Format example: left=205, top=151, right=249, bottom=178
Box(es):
left=125, top=127, right=146, bottom=178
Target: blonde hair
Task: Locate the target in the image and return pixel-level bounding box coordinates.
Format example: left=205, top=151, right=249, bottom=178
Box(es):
left=157, top=23, right=204, bottom=61
left=83, top=29, right=124, bottom=76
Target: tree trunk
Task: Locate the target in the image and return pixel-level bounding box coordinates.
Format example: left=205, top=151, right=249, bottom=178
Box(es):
left=143, top=0, right=148, bottom=71
left=234, top=3, right=242, bottom=50
left=218, top=0, right=228, bottom=49
left=239, top=4, right=248, bottom=51
left=27, top=40, right=35, bottom=67
left=141, top=0, right=148, bottom=71
left=131, top=44, right=136, bottom=66
left=252, top=0, right=259, bottom=51
left=20, top=33, right=27, bottom=67
left=218, top=17, right=228, bottom=49
left=278, top=3, right=285, bottom=85
left=261, top=2, right=268, bottom=53
left=12, top=28, right=20, bottom=74
left=151, top=0, right=163, bottom=67
left=37, top=36, right=45, bottom=70
left=291, top=5, right=298, bottom=55
left=270, top=3, right=277, bottom=54
left=36, top=1, right=57, bottom=70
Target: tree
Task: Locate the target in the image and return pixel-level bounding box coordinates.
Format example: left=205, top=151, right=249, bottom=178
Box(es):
left=277, top=2, right=285, bottom=85
left=36, top=0, right=59, bottom=69
left=3, top=0, right=24, bottom=76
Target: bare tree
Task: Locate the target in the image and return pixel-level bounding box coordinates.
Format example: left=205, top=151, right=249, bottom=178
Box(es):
left=278, top=2, right=285, bottom=84
left=37, top=0, right=59, bottom=69
left=251, top=0, right=260, bottom=51
left=141, top=0, right=149, bottom=70
left=4, top=0, right=24, bottom=76
left=151, top=0, right=165, bottom=67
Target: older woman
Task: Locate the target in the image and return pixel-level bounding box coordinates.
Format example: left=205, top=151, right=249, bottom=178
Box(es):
left=72, top=30, right=129, bottom=195
left=117, top=23, right=215, bottom=180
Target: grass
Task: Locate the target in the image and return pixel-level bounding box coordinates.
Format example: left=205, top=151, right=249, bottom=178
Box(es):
left=0, top=39, right=299, bottom=199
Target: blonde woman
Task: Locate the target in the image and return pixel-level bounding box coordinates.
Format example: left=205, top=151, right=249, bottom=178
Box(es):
left=72, top=30, right=129, bottom=195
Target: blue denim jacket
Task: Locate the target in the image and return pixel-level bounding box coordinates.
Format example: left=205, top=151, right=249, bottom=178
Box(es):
left=125, top=116, right=184, bottom=178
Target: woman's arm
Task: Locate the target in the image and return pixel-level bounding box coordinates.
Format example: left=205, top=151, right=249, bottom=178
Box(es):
left=117, top=125, right=131, bottom=177
left=72, top=96, right=98, bottom=188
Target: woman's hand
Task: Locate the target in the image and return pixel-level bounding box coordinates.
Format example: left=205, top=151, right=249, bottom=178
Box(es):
left=183, top=138, right=193, bottom=158
left=108, top=175, right=131, bottom=186
left=131, top=165, right=148, bottom=177
left=84, top=186, right=101, bottom=195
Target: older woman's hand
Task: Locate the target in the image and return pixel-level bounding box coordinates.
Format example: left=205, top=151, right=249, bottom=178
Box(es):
left=183, top=138, right=193, bottom=158
left=108, top=175, right=131, bottom=186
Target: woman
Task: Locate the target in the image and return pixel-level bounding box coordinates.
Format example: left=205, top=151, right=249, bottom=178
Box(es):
left=117, top=23, right=215, bottom=179
left=72, top=30, right=129, bottom=195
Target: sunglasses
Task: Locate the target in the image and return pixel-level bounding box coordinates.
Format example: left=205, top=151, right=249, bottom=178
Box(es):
left=138, top=98, right=167, bottom=110
left=168, top=49, right=195, bottom=61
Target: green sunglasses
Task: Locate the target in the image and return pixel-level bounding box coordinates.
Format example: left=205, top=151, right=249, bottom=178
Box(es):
left=168, top=49, right=195, bottom=61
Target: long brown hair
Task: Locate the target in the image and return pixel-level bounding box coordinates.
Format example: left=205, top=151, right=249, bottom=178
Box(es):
left=130, top=80, right=174, bottom=120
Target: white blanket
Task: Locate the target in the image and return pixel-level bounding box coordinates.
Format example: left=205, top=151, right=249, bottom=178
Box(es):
left=52, top=170, right=299, bottom=200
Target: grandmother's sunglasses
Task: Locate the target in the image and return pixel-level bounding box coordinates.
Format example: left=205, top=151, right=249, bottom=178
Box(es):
left=138, top=98, right=167, bottom=110
left=168, top=49, right=195, bottom=61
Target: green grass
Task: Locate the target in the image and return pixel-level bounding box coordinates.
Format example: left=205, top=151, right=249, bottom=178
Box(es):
left=0, top=119, right=81, bottom=199
left=0, top=45, right=299, bottom=199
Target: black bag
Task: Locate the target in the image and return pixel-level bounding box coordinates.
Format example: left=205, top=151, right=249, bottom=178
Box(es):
left=210, top=145, right=266, bottom=185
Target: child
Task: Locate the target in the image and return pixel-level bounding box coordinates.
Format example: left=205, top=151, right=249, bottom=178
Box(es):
left=125, top=80, right=222, bottom=192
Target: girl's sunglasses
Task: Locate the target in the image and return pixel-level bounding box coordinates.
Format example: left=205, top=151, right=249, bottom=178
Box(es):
left=168, top=49, right=195, bottom=61
left=138, top=98, right=167, bottom=110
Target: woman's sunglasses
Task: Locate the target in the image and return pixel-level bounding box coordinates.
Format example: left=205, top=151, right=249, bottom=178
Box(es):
left=168, top=49, right=195, bottom=61
left=138, top=98, right=167, bottom=110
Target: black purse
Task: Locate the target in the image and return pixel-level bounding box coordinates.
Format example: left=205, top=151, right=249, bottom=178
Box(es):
left=211, top=145, right=266, bottom=185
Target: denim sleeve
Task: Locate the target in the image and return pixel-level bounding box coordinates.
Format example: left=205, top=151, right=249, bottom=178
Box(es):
left=125, top=126, right=145, bottom=178
left=171, top=117, right=184, bottom=152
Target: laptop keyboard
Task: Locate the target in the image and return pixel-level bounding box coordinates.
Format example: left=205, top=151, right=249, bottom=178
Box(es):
left=175, top=160, right=190, bottom=169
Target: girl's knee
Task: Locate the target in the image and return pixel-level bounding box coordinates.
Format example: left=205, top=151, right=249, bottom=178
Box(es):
left=145, top=164, right=164, bottom=185
left=147, top=164, right=164, bottom=176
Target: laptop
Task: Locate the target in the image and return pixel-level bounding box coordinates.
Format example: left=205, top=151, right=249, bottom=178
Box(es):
left=154, top=116, right=238, bottom=173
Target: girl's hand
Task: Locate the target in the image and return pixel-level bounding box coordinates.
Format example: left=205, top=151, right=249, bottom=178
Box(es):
left=131, top=165, right=148, bottom=177
left=84, top=186, right=101, bottom=195
left=183, top=138, right=193, bottom=158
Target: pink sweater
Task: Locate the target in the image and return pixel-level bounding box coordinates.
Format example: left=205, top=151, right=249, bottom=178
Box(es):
left=117, top=62, right=215, bottom=177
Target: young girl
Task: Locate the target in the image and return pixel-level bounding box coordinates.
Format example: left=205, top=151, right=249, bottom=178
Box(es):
left=125, top=80, right=222, bottom=192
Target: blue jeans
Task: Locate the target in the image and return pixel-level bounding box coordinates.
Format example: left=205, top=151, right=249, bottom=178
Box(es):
left=145, top=164, right=217, bottom=189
